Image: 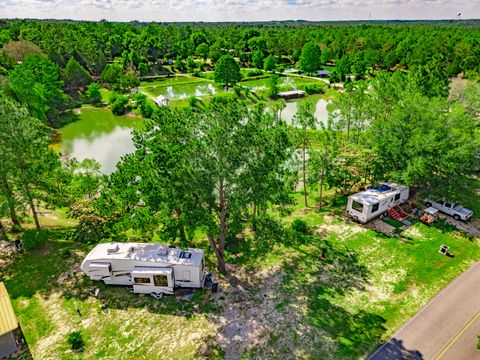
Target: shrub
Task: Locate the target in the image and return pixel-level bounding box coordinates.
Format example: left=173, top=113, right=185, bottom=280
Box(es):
left=291, top=218, right=309, bottom=234
left=302, top=82, right=326, bottom=94
left=189, top=96, right=201, bottom=107
left=233, top=85, right=242, bottom=97
left=67, top=331, right=85, bottom=352
left=10, top=224, right=23, bottom=233
left=61, top=248, right=71, bottom=259
left=109, top=93, right=129, bottom=115
left=22, top=229, right=48, bottom=250
left=85, top=82, right=102, bottom=103
left=241, top=69, right=264, bottom=78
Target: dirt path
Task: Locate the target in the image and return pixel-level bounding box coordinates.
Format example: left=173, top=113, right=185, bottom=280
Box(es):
left=437, top=214, right=480, bottom=238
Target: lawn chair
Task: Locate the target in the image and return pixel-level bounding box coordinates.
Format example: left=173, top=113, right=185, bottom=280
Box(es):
left=439, top=244, right=449, bottom=256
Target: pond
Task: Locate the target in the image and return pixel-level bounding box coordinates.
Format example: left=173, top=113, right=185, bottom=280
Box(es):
left=240, top=76, right=315, bottom=91
left=276, top=98, right=337, bottom=126
left=142, top=81, right=222, bottom=99
left=56, top=107, right=144, bottom=174
left=140, top=75, right=320, bottom=100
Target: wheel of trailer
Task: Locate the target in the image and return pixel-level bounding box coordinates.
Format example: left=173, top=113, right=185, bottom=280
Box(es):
left=425, top=201, right=432, bottom=207
left=151, top=292, right=163, bottom=300
left=380, top=212, right=387, bottom=219
left=453, top=214, right=460, bottom=221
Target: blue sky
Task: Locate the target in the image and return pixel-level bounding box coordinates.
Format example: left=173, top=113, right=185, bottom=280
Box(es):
left=0, top=0, right=478, bottom=22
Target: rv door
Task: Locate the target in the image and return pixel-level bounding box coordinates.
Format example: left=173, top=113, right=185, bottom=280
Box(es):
left=132, top=268, right=174, bottom=295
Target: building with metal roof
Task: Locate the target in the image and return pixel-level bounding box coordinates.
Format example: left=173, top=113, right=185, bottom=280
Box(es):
left=0, top=282, right=19, bottom=358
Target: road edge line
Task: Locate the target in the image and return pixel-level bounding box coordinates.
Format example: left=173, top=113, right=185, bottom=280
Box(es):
left=368, top=260, right=480, bottom=359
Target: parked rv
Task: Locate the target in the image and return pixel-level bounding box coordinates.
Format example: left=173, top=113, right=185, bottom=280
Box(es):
left=81, top=242, right=207, bottom=295
left=347, top=183, right=409, bottom=223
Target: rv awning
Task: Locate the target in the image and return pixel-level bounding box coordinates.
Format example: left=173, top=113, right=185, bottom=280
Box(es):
left=132, top=267, right=172, bottom=275
left=0, top=282, right=18, bottom=336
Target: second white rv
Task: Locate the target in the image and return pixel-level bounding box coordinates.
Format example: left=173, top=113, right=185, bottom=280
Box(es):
left=81, top=242, right=206, bottom=295
left=347, top=183, right=409, bottom=223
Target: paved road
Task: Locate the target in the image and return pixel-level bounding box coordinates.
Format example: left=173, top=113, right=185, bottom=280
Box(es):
left=369, top=261, right=480, bottom=360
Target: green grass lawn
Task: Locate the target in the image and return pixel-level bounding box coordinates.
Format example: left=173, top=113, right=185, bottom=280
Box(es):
left=227, top=189, right=480, bottom=358
left=1, top=233, right=217, bottom=359
left=1, top=186, right=479, bottom=359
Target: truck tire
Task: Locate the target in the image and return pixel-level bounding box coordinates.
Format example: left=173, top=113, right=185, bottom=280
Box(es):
left=425, top=201, right=432, bottom=207
left=453, top=214, right=460, bottom=221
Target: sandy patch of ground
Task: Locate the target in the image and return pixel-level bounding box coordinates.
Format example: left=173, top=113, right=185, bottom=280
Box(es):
left=365, top=219, right=396, bottom=236
left=403, top=226, right=425, bottom=240
left=210, top=264, right=333, bottom=359
left=0, top=240, right=16, bottom=269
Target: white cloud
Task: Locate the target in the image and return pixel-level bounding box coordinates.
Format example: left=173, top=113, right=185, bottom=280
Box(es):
left=0, top=0, right=477, bottom=21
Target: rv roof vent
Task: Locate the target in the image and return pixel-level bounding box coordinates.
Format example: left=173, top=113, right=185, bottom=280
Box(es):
left=127, top=246, right=135, bottom=253
left=157, top=247, right=168, bottom=256
left=107, top=244, right=120, bottom=254
left=179, top=251, right=192, bottom=259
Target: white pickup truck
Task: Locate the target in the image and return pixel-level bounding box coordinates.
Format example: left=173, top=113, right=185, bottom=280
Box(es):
left=424, top=199, right=473, bottom=221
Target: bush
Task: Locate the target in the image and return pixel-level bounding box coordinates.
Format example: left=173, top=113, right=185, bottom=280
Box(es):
left=61, top=248, right=71, bottom=259
left=241, top=69, right=264, bottom=78
left=67, top=331, right=85, bottom=352
left=302, top=82, right=326, bottom=95
left=10, top=224, right=23, bottom=233
left=22, top=229, right=48, bottom=250
left=233, top=85, right=242, bottom=97
left=189, top=96, right=201, bottom=107
left=109, top=93, right=129, bottom=115
left=291, top=218, right=309, bottom=234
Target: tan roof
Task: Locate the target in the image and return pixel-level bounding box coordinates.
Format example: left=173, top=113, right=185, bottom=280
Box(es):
left=0, top=282, right=18, bottom=336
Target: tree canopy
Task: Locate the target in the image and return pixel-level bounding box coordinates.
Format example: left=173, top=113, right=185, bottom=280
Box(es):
left=214, top=55, right=241, bottom=88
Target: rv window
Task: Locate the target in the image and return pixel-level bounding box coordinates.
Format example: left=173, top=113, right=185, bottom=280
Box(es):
left=394, top=193, right=400, bottom=201
left=179, top=251, right=192, bottom=259
left=372, top=203, right=379, bottom=213
left=153, top=275, right=168, bottom=287
left=134, top=277, right=151, bottom=284
left=351, top=200, right=363, bottom=212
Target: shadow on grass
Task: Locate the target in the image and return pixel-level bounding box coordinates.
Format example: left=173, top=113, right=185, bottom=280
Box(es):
left=0, top=230, right=75, bottom=299
left=222, top=215, right=391, bottom=358
left=280, top=241, right=387, bottom=358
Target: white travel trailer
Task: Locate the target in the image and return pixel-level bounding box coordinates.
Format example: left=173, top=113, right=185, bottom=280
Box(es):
left=347, top=183, right=409, bottom=223
left=81, top=242, right=206, bottom=295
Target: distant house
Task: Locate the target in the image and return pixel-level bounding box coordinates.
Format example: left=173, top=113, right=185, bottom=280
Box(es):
left=0, top=282, right=19, bottom=359
left=332, top=83, right=345, bottom=91
left=283, top=68, right=301, bottom=74
left=317, top=70, right=330, bottom=78
left=154, top=95, right=169, bottom=107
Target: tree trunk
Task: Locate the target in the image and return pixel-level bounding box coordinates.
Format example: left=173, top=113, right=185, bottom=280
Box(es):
left=252, top=202, right=257, bottom=232
left=207, top=234, right=226, bottom=273
left=218, top=179, right=227, bottom=268
left=175, top=208, right=187, bottom=245
left=207, top=179, right=228, bottom=273
left=0, top=220, right=7, bottom=241
left=23, top=182, right=40, bottom=229
left=347, top=108, right=351, bottom=142
left=319, top=156, right=327, bottom=209
left=1, top=173, right=20, bottom=226
left=302, top=144, right=308, bottom=208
